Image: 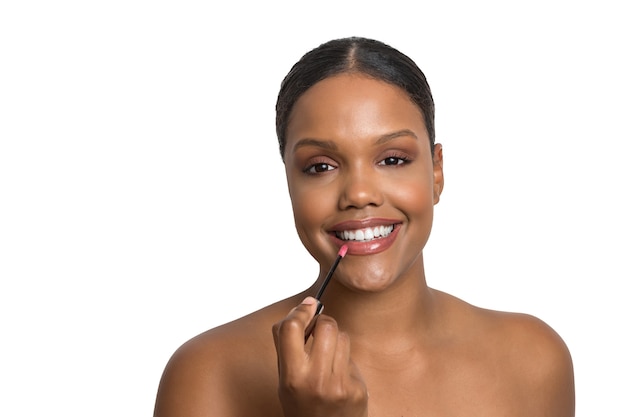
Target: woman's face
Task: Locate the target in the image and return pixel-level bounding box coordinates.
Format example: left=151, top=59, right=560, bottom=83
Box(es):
left=283, top=73, right=443, bottom=291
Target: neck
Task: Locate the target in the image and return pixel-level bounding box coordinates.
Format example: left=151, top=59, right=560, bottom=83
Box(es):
left=311, top=256, right=441, bottom=349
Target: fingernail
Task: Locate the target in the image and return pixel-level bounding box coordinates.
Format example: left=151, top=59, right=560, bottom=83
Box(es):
left=302, top=296, right=318, bottom=305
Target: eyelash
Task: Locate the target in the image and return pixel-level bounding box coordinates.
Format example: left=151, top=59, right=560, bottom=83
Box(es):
left=303, top=153, right=411, bottom=175
left=303, top=161, right=336, bottom=175
left=378, top=153, right=411, bottom=166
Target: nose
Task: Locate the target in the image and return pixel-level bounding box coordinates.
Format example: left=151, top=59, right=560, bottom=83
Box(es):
left=338, top=165, right=384, bottom=210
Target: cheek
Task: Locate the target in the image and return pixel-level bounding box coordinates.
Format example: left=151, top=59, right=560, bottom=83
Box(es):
left=291, top=197, right=317, bottom=227
left=289, top=181, right=329, bottom=233
left=392, top=176, right=434, bottom=213
left=288, top=186, right=337, bottom=260
left=290, top=185, right=334, bottom=225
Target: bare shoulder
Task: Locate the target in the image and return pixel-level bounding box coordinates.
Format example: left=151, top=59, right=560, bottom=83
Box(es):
left=153, top=296, right=299, bottom=417
left=489, top=308, right=575, bottom=415
left=437, top=290, right=576, bottom=416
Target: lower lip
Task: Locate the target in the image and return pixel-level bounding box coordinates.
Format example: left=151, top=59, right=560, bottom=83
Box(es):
left=330, top=225, right=401, bottom=256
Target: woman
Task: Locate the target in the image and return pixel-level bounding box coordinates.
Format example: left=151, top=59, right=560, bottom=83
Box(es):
left=153, top=37, right=575, bottom=417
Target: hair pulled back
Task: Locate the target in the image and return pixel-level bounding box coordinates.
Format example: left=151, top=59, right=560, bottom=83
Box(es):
left=275, top=37, right=435, bottom=159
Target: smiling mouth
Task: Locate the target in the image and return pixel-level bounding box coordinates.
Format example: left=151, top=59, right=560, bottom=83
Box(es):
left=335, top=225, right=395, bottom=242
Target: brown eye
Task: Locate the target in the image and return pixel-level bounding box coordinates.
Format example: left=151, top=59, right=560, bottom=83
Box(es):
left=304, top=162, right=336, bottom=174
left=379, top=156, right=406, bottom=166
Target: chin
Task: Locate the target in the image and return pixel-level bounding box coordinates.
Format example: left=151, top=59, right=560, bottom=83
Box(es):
left=343, top=269, right=399, bottom=293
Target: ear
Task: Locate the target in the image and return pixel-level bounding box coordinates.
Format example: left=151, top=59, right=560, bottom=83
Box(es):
left=432, top=143, right=444, bottom=204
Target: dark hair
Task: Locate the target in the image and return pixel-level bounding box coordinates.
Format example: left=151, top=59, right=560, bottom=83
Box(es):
left=275, top=37, right=435, bottom=159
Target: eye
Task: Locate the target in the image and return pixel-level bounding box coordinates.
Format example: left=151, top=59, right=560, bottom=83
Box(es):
left=304, top=162, right=337, bottom=174
left=379, top=155, right=409, bottom=166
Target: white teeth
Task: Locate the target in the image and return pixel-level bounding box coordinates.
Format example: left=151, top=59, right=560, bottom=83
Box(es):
left=337, top=225, right=394, bottom=242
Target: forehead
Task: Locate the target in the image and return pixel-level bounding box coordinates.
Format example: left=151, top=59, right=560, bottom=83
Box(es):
left=285, top=73, right=426, bottom=146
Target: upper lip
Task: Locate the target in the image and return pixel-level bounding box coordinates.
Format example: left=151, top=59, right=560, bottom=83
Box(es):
left=330, top=217, right=400, bottom=232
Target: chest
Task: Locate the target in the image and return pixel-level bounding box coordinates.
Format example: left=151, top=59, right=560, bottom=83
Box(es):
left=360, top=356, right=530, bottom=417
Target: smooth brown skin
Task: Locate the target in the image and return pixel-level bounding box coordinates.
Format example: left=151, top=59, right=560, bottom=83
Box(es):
left=154, top=74, right=575, bottom=416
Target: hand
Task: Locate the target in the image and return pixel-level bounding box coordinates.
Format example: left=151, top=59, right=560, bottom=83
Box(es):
left=272, top=297, right=369, bottom=417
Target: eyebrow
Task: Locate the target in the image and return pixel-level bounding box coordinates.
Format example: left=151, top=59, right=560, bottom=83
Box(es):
left=374, top=129, right=419, bottom=145
left=292, top=129, right=419, bottom=153
left=292, top=138, right=339, bottom=153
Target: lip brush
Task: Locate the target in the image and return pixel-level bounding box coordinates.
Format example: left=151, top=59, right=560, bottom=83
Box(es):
left=304, top=244, right=348, bottom=342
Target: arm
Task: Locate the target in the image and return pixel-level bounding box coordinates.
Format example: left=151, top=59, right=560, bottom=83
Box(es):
left=534, top=330, right=575, bottom=416
left=512, top=314, right=576, bottom=417
left=153, top=337, right=234, bottom=417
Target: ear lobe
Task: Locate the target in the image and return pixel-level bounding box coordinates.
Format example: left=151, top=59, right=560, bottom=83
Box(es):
left=432, top=143, right=444, bottom=204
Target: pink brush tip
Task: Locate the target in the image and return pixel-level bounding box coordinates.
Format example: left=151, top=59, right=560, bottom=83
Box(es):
left=338, top=244, right=348, bottom=257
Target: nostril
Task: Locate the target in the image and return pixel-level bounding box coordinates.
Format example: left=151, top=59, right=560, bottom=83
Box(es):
left=338, top=179, right=384, bottom=210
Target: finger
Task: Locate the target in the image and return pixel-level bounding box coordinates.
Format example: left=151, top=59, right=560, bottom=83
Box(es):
left=331, top=330, right=352, bottom=376
left=304, top=302, right=324, bottom=343
left=308, top=314, right=340, bottom=377
left=333, top=331, right=369, bottom=404
left=272, top=297, right=320, bottom=376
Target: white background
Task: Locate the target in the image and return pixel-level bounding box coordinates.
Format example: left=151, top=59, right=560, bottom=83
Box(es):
left=1, top=1, right=624, bottom=415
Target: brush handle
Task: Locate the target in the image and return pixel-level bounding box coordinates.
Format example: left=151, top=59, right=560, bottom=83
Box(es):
left=304, top=245, right=347, bottom=343
left=315, top=257, right=341, bottom=299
